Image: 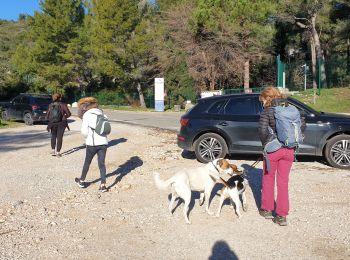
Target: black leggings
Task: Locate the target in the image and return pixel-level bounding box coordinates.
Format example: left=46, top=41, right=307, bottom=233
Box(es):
left=80, top=145, right=107, bottom=184
left=50, top=124, right=66, bottom=152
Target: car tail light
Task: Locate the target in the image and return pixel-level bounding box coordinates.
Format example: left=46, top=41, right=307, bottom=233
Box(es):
left=180, top=118, right=189, bottom=127
left=178, top=136, right=185, bottom=141
left=31, top=105, right=39, bottom=110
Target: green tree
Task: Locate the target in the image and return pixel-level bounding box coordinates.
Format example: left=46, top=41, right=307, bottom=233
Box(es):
left=280, top=0, right=331, bottom=102
left=124, top=4, right=159, bottom=108
left=87, top=0, right=139, bottom=83
left=162, top=0, right=276, bottom=91
left=12, top=0, right=85, bottom=93
left=0, top=19, right=28, bottom=99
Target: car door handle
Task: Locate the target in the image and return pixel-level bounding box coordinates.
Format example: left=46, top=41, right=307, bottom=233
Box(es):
left=219, top=121, right=228, bottom=126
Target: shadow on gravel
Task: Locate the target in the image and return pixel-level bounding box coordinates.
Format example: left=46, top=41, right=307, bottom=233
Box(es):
left=61, top=144, right=86, bottom=156
left=181, top=150, right=197, bottom=160
left=0, top=144, right=47, bottom=152
left=61, top=138, right=127, bottom=156
left=0, top=130, right=50, bottom=152
left=105, top=156, right=143, bottom=189
left=181, top=150, right=329, bottom=167
left=209, top=240, right=238, bottom=260
left=167, top=192, right=198, bottom=217
left=241, top=163, right=263, bottom=210
left=108, top=138, right=127, bottom=148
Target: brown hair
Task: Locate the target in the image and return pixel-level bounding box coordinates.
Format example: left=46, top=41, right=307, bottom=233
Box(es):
left=78, top=97, right=98, bottom=110
left=259, top=86, right=285, bottom=108
left=52, top=93, right=62, bottom=102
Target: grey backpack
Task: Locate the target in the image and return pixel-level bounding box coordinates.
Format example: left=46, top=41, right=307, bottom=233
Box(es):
left=90, top=112, right=111, bottom=136
left=274, top=104, right=303, bottom=148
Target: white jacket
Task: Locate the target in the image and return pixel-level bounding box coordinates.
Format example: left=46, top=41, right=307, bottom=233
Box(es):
left=81, top=108, right=108, bottom=146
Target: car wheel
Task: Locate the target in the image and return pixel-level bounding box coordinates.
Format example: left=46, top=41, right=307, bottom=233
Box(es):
left=1, top=110, right=9, bottom=121
left=23, top=113, right=34, bottom=125
left=194, top=133, right=228, bottom=163
left=324, top=134, right=350, bottom=169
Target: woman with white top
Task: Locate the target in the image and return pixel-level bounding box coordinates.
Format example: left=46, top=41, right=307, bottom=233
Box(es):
left=75, top=97, right=108, bottom=192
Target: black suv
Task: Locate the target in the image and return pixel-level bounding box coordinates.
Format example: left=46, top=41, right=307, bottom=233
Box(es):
left=1, top=93, right=51, bottom=125
left=177, top=93, right=350, bottom=169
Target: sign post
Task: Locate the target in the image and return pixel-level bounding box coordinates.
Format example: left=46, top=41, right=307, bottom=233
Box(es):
left=154, top=78, right=164, bottom=112
left=276, top=55, right=285, bottom=88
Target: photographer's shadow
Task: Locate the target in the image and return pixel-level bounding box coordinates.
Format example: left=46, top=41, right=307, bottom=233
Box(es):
left=209, top=240, right=238, bottom=260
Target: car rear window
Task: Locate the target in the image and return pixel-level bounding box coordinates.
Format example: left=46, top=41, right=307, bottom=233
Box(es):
left=223, top=97, right=257, bottom=115
left=207, top=100, right=227, bottom=114
left=32, top=97, right=51, bottom=104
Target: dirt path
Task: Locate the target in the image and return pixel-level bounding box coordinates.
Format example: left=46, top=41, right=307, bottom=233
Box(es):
left=0, top=117, right=349, bottom=259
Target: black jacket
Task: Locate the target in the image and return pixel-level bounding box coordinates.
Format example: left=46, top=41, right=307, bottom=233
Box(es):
left=46, top=102, right=72, bottom=131
left=258, top=98, right=306, bottom=147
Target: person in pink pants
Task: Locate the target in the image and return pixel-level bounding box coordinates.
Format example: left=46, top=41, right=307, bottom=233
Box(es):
left=261, top=147, right=294, bottom=219
left=258, top=86, right=305, bottom=226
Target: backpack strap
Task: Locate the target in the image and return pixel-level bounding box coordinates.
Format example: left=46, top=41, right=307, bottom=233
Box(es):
left=88, top=110, right=104, bottom=145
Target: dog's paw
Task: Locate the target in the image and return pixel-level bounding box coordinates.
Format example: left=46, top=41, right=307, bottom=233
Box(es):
left=237, top=214, right=242, bottom=219
left=215, top=213, right=220, bottom=218
left=243, top=204, right=248, bottom=212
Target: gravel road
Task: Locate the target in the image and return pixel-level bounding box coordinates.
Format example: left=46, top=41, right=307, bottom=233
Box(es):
left=0, top=116, right=349, bottom=259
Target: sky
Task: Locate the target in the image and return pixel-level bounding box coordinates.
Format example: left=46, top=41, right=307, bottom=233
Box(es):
left=0, top=0, right=40, bottom=21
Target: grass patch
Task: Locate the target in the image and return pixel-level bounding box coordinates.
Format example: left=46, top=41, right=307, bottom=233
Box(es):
left=292, top=87, right=350, bottom=113
left=100, top=105, right=154, bottom=112
left=0, top=120, right=22, bottom=129
left=100, top=105, right=183, bottom=112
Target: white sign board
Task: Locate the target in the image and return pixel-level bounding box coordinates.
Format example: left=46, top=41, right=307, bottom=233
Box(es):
left=155, top=78, right=164, bottom=100
left=154, top=78, right=164, bottom=111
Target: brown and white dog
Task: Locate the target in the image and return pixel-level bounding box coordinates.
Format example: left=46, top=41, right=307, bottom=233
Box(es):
left=154, top=158, right=243, bottom=224
left=215, top=167, right=248, bottom=219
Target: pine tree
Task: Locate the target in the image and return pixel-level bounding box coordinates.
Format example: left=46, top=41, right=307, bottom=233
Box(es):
left=87, top=0, right=139, bottom=81
left=12, top=0, right=85, bottom=93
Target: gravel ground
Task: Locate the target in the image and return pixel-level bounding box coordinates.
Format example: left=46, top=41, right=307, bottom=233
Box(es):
left=0, top=116, right=349, bottom=259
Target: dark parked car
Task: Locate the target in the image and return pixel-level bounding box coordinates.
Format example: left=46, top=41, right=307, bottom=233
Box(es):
left=1, top=93, right=51, bottom=125
left=177, top=93, right=350, bottom=169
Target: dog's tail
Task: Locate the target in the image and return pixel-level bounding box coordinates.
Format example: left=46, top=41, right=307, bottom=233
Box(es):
left=153, top=172, right=175, bottom=190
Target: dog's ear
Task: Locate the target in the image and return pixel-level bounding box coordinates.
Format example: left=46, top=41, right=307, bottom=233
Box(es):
left=217, top=159, right=224, bottom=168
left=230, top=164, right=243, bottom=174
left=230, top=164, right=238, bottom=172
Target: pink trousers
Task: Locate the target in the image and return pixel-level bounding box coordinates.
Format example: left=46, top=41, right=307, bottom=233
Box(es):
left=261, top=147, right=294, bottom=217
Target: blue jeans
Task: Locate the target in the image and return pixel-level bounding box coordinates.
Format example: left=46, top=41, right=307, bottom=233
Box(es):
left=80, top=145, right=107, bottom=184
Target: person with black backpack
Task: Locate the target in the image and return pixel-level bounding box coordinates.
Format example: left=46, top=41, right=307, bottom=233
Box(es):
left=47, top=93, right=71, bottom=157
left=258, top=86, right=306, bottom=226
left=74, top=97, right=111, bottom=193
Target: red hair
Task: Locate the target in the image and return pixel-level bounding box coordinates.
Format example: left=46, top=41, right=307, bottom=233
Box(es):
left=259, top=86, right=285, bottom=108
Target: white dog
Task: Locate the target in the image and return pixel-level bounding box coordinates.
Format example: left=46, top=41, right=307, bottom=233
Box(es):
left=154, top=158, right=244, bottom=224
left=215, top=171, right=248, bottom=219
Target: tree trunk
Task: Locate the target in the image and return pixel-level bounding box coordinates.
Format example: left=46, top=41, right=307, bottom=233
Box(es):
left=209, top=64, right=216, bottom=91
left=311, top=38, right=317, bottom=104
left=311, top=15, right=327, bottom=88
left=244, top=59, right=250, bottom=93
left=137, top=82, right=146, bottom=108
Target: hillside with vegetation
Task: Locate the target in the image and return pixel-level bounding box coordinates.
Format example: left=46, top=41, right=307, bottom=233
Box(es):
left=0, top=0, right=349, bottom=108
left=0, top=19, right=27, bottom=99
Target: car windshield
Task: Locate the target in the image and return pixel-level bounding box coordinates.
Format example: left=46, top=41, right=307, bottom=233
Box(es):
left=288, top=97, right=319, bottom=115
left=32, top=97, right=51, bottom=104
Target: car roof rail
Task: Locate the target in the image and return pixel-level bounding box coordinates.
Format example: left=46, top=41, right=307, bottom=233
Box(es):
left=20, top=93, right=51, bottom=97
